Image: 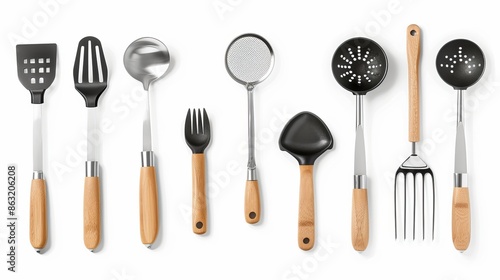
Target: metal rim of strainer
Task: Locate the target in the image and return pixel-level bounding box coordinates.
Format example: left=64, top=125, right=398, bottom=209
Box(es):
left=225, top=33, right=275, bottom=87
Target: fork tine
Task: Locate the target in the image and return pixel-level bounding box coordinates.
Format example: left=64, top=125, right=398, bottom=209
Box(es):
left=431, top=174, right=435, bottom=240
left=197, top=108, right=202, bottom=134
left=191, top=109, right=196, bottom=134
left=184, top=109, right=192, bottom=137
left=394, top=173, right=398, bottom=240
left=413, top=174, right=416, bottom=240
left=404, top=175, right=407, bottom=240
left=422, top=174, right=425, bottom=240
left=203, top=108, right=210, bottom=135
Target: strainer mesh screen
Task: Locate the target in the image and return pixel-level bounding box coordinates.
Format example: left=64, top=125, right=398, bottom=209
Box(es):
left=226, top=36, right=272, bottom=84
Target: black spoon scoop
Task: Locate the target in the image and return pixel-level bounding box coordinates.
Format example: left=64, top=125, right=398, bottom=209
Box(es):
left=331, top=37, right=388, bottom=251
left=279, top=112, right=333, bottom=251
left=436, top=39, right=484, bottom=252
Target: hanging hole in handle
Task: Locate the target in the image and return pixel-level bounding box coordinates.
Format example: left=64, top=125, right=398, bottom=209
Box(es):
left=249, top=212, right=256, bottom=219
left=410, top=30, right=417, bottom=36
left=303, top=238, right=310, bottom=244
left=196, top=222, right=203, bottom=229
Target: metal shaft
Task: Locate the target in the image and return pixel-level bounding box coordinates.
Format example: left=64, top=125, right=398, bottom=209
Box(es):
left=354, top=95, right=367, bottom=181
left=143, top=88, right=152, bottom=152
left=247, top=85, right=257, bottom=181
left=356, top=95, right=364, bottom=128
left=87, top=107, right=98, bottom=162
left=33, top=104, right=43, bottom=174
left=457, top=89, right=464, bottom=124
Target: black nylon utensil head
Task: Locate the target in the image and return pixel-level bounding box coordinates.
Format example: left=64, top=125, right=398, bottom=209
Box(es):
left=185, top=108, right=211, bottom=154
left=436, top=39, right=485, bottom=90
left=16, top=43, right=57, bottom=104
left=73, top=36, right=108, bottom=108
left=332, top=37, right=388, bottom=95
left=279, top=112, right=333, bottom=165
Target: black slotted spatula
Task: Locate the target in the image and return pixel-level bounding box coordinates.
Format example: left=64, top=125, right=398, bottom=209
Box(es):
left=73, top=36, right=108, bottom=251
left=16, top=43, right=57, bottom=252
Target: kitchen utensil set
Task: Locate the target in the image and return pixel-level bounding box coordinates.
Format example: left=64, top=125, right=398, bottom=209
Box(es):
left=15, top=25, right=485, bottom=253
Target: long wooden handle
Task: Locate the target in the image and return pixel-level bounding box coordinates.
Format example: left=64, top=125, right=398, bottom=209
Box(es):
left=245, top=180, right=261, bottom=224
left=84, top=176, right=100, bottom=250
left=352, top=188, right=369, bottom=251
left=407, top=24, right=421, bottom=143
left=192, top=154, right=207, bottom=234
left=140, top=166, right=159, bottom=246
left=298, top=165, right=314, bottom=251
left=30, top=179, right=47, bottom=250
left=452, top=187, right=470, bottom=251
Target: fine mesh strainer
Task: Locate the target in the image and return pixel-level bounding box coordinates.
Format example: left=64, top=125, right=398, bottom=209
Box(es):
left=225, top=33, right=274, bottom=224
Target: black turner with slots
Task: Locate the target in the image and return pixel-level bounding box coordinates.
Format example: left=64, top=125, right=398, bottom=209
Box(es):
left=16, top=43, right=57, bottom=252
left=73, top=36, right=108, bottom=251
left=16, top=44, right=57, bottom=104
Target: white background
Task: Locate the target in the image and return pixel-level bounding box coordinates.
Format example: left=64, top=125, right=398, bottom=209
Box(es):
left=0, top=0, right=498, bottom=279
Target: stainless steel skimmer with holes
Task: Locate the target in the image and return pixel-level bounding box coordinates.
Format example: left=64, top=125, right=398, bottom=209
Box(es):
left=394, top=25, right=435, bottom=241
left=225, top=33, right=274, bottom=224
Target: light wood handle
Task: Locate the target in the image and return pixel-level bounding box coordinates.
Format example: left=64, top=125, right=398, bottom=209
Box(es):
left=452, top=187, right=470, bottom=251
left=140, top=166, right=159, bottom=245
left=84, top=176, right=100, bottom=250
left=245, top=180, right=261, bottom=223
left=192, top=154, right=207, bottom=234
left=352, top=188, right=369, bottom=251
left=30, top=179, right=47, bottom=250
left=407, top=24, right=421, bottom=142
left=298, top=165, right=314, bottom=251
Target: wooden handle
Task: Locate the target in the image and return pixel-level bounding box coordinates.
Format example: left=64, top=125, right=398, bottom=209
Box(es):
left=298, top=165, right=314, bottom=251
left=245, top=180, right=261, bottom=223
left=140, top=166, right=159, bottom=245
left=84, top=176, right=100, bottom=250
left=30, top=179, right=47, bottom=250
left=407, top=24, right=421, bottom=142
left=452, top=187, right=470, bottom=251
left=352, top=188, right=369, bottom=251
left=192, top=154, right=207, bottom=234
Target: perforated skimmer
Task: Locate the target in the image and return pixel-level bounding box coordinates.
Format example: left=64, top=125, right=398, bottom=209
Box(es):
left=225, top=33, right=274, bottom=224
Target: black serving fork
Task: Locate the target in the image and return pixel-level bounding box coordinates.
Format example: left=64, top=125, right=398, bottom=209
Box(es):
left=184, top=109, right=211, bottom=234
